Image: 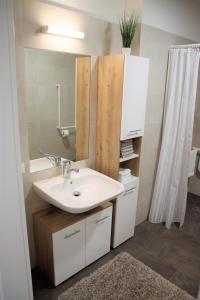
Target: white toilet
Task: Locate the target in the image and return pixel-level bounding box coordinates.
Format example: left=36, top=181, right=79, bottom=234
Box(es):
left=188, top=148, right=200, bottom=178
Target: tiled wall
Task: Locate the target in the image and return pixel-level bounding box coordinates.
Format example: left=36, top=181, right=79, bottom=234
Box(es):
left=25, top=49, right=76, bottom=160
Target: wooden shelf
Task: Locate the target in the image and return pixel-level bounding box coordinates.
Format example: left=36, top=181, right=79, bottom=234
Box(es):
left=119, top=153, right=139, bottom=162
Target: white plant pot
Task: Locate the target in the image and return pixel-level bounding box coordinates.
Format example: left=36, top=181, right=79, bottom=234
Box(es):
left=122, top=47, right=131, bottom=55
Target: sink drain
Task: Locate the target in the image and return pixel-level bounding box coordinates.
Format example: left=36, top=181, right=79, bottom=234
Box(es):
left=73, top=191, right=81, bottom=197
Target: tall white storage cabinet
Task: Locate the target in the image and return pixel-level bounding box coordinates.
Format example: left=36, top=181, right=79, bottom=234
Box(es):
left=121, top=55, right=149, bottom=140
left=96, top=54, right=149, bottom=246
left=96, top=54, right=149, bottom=180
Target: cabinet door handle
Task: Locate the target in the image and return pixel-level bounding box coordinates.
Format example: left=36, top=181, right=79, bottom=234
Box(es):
left=95, top=216, right=109, bottom=224
left=64, top=229, right=80, bottom=239
left=124, top=187, right=136, bottom=195
left=127, top=130, right=141, bottom=136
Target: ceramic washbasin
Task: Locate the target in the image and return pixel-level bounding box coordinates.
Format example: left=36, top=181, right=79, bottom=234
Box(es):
left=33, top=168, right=124, bottom=213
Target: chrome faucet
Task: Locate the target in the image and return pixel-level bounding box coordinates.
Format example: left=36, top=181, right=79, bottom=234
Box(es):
left=39, top=151, right=61, bottom=167
left=63, top=160, right=79, bottom=179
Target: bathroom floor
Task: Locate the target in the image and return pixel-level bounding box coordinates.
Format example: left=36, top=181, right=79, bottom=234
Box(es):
left=32, top=193, right=200, bottom=300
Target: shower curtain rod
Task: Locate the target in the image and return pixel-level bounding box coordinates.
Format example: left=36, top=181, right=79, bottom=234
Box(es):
left=170, top=43, right=200, bottom=49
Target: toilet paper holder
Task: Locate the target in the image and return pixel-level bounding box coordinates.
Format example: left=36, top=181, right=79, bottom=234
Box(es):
left=57, top=126, right=76, bottom=139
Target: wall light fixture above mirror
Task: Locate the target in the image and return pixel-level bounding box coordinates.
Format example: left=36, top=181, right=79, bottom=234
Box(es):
left=24, top=48, right=91, bottom=173
left=41, top=25, right=85, bottom=39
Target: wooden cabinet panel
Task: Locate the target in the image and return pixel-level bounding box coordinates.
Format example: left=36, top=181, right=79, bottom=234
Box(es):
left=76, top=57, right=91, bottom=161
left=96, top=55, right=124, bottom=180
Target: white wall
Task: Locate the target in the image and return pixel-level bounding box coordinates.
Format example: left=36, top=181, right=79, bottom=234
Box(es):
left=22, top=0, right=123, bottom=56
left=46, top=0, right=143, bottom=23
left=142, top=0, right=200, bottom=41
left=0, top=0, right=33, bottom=299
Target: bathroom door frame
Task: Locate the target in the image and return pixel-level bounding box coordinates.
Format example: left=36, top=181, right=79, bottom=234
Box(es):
left=0, top=0, right=33, bottom=299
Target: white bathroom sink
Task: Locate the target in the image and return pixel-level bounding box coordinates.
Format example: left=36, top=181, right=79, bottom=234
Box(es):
left=33, top=168, right=124, bottom=213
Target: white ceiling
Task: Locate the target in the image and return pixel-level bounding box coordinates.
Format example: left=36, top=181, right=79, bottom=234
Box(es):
left=45, top=0, right=143, bottom=23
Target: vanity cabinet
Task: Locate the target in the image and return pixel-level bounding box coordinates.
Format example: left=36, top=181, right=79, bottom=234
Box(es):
left=96, top=54, right=149, bottom=247
left=33, top=202, right=112, bottom=286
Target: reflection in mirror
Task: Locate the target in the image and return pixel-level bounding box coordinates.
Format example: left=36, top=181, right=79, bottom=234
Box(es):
left=24, top=48, right=91, bottom=172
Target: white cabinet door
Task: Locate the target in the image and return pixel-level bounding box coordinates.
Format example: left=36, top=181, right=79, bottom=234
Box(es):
left=121, top=55, right=149, bottom=140
left=112, top=182, right=139, bottom=248
left=85, top=207, right=112, bottom=266
left=52, top=220, right=85, bottom=285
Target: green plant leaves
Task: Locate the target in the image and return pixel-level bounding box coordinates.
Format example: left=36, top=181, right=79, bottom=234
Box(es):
left=120, top=13, right=137, bottom=48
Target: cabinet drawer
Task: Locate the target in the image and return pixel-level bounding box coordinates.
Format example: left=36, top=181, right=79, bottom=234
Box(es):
left=52, top=220, right=85, bottom=285
left=85, top=206, right=112, bottom=266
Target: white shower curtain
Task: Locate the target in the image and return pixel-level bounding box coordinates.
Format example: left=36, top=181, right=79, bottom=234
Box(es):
left=149, top=47, right=200, bottom=229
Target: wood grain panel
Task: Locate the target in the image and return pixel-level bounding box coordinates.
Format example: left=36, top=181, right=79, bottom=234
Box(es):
left=33, top=212, right=54, bottom=282
left=34, top=202, right=112, bottom=233
left=76, top=57, right=91, bottom=161
left=96, top=55, right=124, bottom=180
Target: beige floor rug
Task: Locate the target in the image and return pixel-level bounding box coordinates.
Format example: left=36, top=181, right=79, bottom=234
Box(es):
left=58, top=252, right=194, bottom=300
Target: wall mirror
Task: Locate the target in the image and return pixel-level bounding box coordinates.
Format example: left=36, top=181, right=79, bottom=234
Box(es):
left=24, top=48, right=91, bottom=173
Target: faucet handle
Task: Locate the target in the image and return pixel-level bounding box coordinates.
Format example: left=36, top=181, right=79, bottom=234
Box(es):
left=39, top=150, right=61, bottom=167
left=54, top=156, right=61, bottom=166
left=63, top=159, right=71, bottom=167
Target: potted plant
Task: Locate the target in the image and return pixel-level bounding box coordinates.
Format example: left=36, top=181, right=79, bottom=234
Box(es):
left=120, top=13, right=137, bottom=55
